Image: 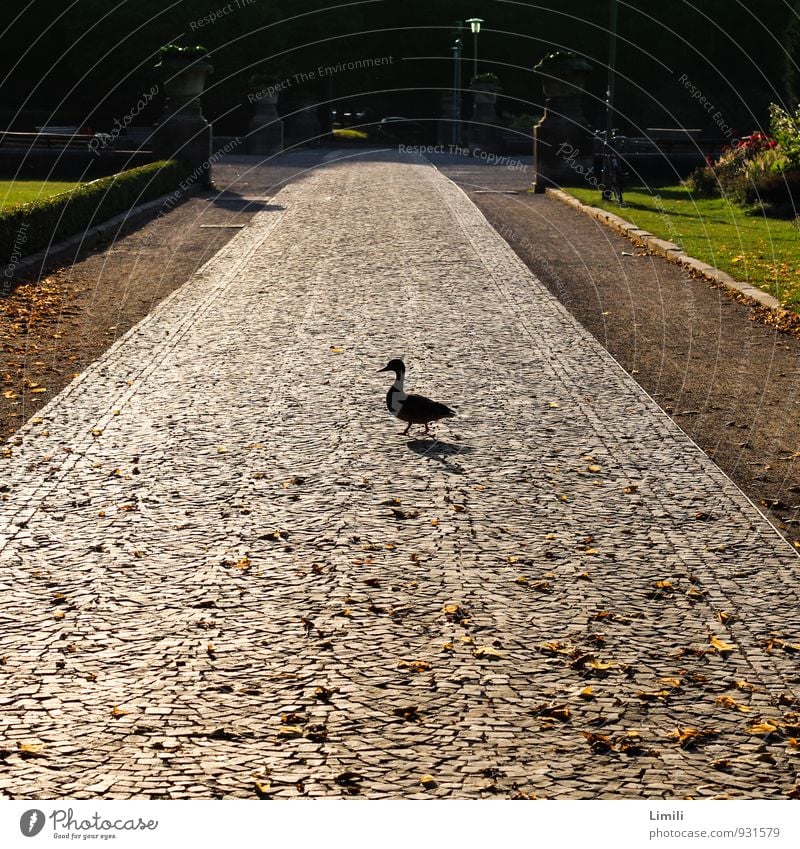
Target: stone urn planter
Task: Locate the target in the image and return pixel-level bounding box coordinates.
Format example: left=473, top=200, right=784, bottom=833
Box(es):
left=153, top=46, right=214, bottom=186
left=469, top=76, right=502, bottom=150
left=532, top=51, right=593, bottom=192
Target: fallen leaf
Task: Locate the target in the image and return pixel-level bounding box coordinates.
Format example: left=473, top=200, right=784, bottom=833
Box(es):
left=111, top=705, right=130, bottom=717
left=709, top=635, right=736, bottom=654
left=277, top=725, right=305, bottom=738
left=393, top=705, right=420, bottom=721
left=254, top=780, right=272, bottom=798
left=329, top=346, right=345, bottom=354
left=637, top=689, right=671, bottom=701
left=18, top=742, right=46, bottom=757
left=716, top=695, right=750, bottom=712
left=579, top=687, right=595, bottom=699
left=419, top=774, right=437, bottom=788
left=442, top=642, right=455, bottom=652
left=587, top=465, right=602, bottom=473
left=735, top=680, right=757, bottom=692
left=671, top=727, right=719, bottom=747
left=234, top=556, right=251, bottom=571
left=583, top=731, right=612, bottom=753
left=474, top=646, right=502, bottom=660
left=531, top=703, right=570, bottom=721
left=748, top=720, right=780, bottom=736
left=398, top=659, right=431, bottom=673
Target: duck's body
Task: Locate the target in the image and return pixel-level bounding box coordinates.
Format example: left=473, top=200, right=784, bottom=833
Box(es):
left=378, top=359, right=456, bottom=436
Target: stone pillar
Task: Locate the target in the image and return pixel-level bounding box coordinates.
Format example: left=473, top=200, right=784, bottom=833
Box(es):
left=468, top=83, right=501, bottom=151
left=247, top=93, right=283, bottom=155
left=153, top=53, right=214, bottom=187
left=531, top=52, right=593, bottom=193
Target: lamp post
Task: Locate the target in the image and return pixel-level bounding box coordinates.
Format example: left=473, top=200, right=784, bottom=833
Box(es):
left=601, top=0, right=619, bottom=198
left=465, top=17, right=483, bottom=80
left=452, top=20, right=464, bottom=145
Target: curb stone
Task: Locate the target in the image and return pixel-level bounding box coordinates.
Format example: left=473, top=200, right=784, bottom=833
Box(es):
left=546, top=187, right=784, bottom=313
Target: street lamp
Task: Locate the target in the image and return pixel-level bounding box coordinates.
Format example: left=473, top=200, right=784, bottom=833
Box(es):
left=601, top=0, right=619, bottom=199
left=452, top=21, right=464, bottom=145
left=465, top=17, right=483, bottom=80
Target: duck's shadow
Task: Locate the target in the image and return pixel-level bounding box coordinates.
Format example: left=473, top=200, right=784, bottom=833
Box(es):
left=406, top=438, right=474, bottom=474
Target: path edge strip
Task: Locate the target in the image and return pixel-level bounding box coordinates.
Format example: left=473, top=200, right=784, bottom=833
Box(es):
left=545, top=186, right=786, bottom=313
left=4, top=184, right=202, bottom=284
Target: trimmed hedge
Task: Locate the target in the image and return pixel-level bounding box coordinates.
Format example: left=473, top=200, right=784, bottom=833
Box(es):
left=1, top=159, right=186, bottom=266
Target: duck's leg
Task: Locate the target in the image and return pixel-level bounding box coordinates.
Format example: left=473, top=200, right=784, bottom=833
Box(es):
left=423, top=422, right=430, bottom=436
left=401, top=420, right=412, bottom=436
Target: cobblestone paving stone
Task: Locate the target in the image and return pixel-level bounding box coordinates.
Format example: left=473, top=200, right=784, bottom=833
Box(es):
left=1, top=151, right=800, bottom=800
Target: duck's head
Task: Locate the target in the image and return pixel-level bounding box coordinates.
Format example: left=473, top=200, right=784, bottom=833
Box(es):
left=377, top=358, right=406, bottom=379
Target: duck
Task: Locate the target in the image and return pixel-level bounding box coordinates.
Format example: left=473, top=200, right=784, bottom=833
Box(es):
left=377, top=358, right=456, bottom=436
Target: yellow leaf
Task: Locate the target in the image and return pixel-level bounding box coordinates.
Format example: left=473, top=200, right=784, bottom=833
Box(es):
left=30, top=417, right=43, bottom=425
left=420, top=774, right=437, bottom=788
left=579, top=686, right=594, bottom=699
left=654, top=580, right=672, bottom=589
left=736, top=680, right=757, bottom=692
left=548, top=402, right=560, bottom=408
left=430, top=518, right=439, bottom=526
left=716, top=695, right=750, bottom=712
left=398, top=659, right=431, bottom=673
left=234, top=556, right=251, bottom=571
left=586, top=659, right=616, bottom=670
left=329, top=346, right=344, bottom=353
left=91, top=428, right=103, bottom=436
left=545, top=533, right=556, bottom=539
left=254, top=780, right=271, bottom=797
left=514, top=575, right=528, bottom=584
left=637, top=689, right=671, bottom=701
left=277, top=725, right=305, bottom=738
left=53, top=611, right=65, bottom=620
left=661, top=677, right=682, bottom=688
left=671, top=727, right=719, bottom=746
left=460, top=635, right=474, bottom=644
left=748, top=720, right=779, bottom=736
left=217, top=446, right=227, bottom=453
left=442, top=642, right=455, bottom=652
left=473, top=646, right=502, bottom=659
left=31, top=387, right=47, bottom=394
left=18, top=743, right=46, bottom=756
left=709, top=635, right=736, bottom=654
left=587, top=465, right=602, bottom=473
left=111, top=705, right=130, bottom=717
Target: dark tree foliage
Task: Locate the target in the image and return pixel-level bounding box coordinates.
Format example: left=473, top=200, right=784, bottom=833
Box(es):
left=0, top=0, right=792, bottom=136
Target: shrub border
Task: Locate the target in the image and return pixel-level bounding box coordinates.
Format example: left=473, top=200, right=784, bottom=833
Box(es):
left=0, top=160, right=186, bottom=271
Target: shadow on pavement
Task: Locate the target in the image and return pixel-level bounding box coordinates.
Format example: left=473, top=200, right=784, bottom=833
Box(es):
left=407, top=438, right=474, bottom=474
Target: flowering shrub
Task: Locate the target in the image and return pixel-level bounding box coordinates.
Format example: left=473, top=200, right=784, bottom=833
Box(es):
left=769, top=104, right=800, bottom=168
left=686, top=114, right=797, bottom=211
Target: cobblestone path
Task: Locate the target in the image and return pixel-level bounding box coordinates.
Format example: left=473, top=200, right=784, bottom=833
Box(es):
left=1, top=152, right=799, bottom=799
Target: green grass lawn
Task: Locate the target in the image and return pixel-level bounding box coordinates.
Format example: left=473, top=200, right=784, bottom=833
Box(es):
left=566, top=183, right=800, bottom=309
left=0, top=179, right=85, bottom=210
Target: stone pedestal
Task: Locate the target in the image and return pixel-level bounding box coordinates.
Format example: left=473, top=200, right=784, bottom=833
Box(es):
left=468, top=84, right=501, bottom=151
left=437, top=93, right=458, bottom=146
left=531, top=52, right=593, bottom=193
left=288, top=97, right=321, bottom=145
left=153, top=56, right=213, bottom=187
left=247, top=94, right=283, bottom=155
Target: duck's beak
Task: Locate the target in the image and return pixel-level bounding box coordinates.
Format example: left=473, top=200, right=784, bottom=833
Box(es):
left=376, top=365, right=391, bottom=373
